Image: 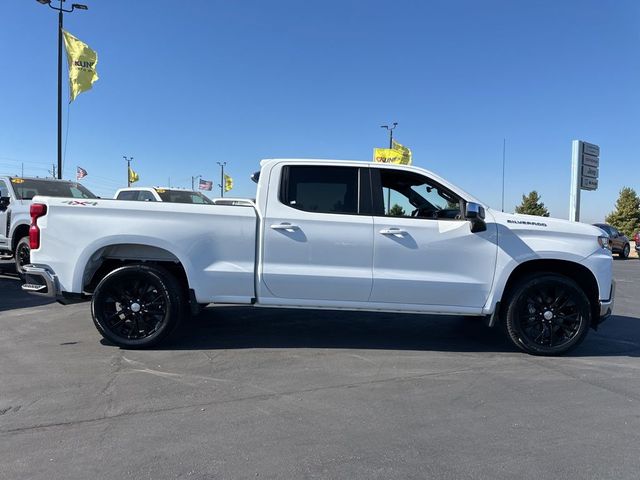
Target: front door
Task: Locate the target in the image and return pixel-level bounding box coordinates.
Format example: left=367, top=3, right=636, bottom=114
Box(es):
left=261, top=164, right=374, bottom=303
left=369, top=167, right=497, bottom=309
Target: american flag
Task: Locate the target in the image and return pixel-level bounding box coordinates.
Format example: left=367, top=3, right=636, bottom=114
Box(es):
left=198, top=178, right=213, bottom=191
left=76, top=166, right=88, bottom=179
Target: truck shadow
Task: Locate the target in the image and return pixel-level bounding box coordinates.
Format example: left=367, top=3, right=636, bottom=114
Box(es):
left=164, top=306, right=640, bottom=357
left=0, top=272, right=55, bottom=312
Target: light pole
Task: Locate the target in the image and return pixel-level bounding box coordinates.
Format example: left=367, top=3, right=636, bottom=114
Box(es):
left=380, top=122, right=398, bottom=213
left=191, top=175, right=202, bottom=191
left=123, top=156, right=133, bottom=187
left=380, top=122, right=398, bottom=149
left=36, top=0, right=88, bottom=180
left=217, top=162, right=226, bottom=197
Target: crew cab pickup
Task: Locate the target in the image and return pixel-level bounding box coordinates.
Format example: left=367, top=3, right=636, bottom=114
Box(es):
left=0, top=176, right=96, bottom=274
left=22, top=160, right=614, bottom=355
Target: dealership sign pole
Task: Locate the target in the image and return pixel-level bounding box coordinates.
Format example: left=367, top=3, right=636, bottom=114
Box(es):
left=569, top=140, right=600, bottom=222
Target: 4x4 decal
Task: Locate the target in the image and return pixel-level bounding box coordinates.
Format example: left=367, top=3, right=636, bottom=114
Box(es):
left=61, top=200, right=98, bottom=206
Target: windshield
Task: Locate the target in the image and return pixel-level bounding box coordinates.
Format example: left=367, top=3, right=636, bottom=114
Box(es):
left=154, top=189, right=214, bottom=204
left=10, top=178, right=97, bottom=200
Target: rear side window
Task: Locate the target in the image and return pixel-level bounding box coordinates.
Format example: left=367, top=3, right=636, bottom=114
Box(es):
left=117, top=191, right=139, bottom=201
left=138, top=191, right=156, bottom=202
left=281, top=166, right=359, bottom=215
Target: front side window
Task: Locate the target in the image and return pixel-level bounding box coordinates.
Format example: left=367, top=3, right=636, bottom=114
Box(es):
left=281, top=166, right=359, bottom=215
left=0, top=181, right=8, bottom=198
left=376, top=169, right=462, bottom=220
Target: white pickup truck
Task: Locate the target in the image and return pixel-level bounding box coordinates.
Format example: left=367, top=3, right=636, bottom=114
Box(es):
left=0, top=176, right=96, bottom=274
left=22, top=159, right=614, bottom=355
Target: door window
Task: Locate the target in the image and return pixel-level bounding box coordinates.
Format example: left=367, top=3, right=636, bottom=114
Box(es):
left=0, top=181, right=8, bottom=198
left=373, top=169, right=462, bottom=220
left=117, top=191, right=139, bottom=201
left=280, top=166, right=360, bottom=215
left=138, top=191, right=157, bottom=202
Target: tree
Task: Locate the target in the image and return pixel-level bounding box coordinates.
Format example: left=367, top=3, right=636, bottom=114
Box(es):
left=605, top=187, right=640, bottom=238
left=515, top=191, right=550, bottom=217
left=389, top=203, right=406, bottom=216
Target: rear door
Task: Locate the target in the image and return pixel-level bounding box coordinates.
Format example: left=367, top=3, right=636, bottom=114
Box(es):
left=369, top=167, right=497, bottom=309
left=261, top=164, right=374, bottom=303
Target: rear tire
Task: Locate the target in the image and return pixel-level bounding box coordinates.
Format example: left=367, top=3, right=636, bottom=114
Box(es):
left=620, top=243, right=630, bottom=259
left=91, top=264, right=186, bottom=348
left=504, top=274, right=591, bottom=356
left=14, top=236, right=30, bottom=276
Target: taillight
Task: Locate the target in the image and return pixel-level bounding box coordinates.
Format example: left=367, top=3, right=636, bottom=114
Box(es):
left=635, top=232, right=640, bottom=244
left=29, top=203, right=47, bottom=249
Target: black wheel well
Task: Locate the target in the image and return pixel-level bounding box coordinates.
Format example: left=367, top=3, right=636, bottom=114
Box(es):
left=502, top=259, right=600, bottom=326
left=12, top=224, right=30, bottom=251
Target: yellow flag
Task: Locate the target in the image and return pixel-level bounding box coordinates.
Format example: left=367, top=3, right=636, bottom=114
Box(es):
left=128, top=166, right=139, bottom=184
left=373, top=148, right=405, bottom=164
left=62, top=30, right=99, bottom=102
left=224, top=174, right=233, bottom=192
left=392, top=140, right=412, bottom=165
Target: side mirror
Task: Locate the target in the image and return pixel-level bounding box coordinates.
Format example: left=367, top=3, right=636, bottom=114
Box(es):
left=0, top=196, right=10, bottom=212
left=466, top=202, right=486, bottom=233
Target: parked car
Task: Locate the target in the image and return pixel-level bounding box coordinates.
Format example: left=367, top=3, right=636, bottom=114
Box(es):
left=0, top=176, right=96, bottom=274
left=23, top=159, right=614, bottom=356
left=593, top=223, right=630, bottom=259
left=634, top=232, right=640, bottom=257
left=114, top=187, right=214, bottom=204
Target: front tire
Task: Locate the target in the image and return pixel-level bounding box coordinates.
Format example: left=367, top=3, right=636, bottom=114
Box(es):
left=620, top=243, right=630, bottom=259
left=91, top=265, right=186, bottom=348
left=504, top=274, right=591, bottom=356
left=14, top=236, right=30, bottom=276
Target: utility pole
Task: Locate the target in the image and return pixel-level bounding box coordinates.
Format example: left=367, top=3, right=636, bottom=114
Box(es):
left=380, top=122, right=398, bottom=214
left=123, top=156, right=133, bottom=187
left=36, top=0, right=89, bottom=179
left=217, top=161, right=226, bottom=197
left=191, top=175, right=202, bottom=191
left=49, top=163, right=57, bottom=178
left=21, top=163, right=24, bottom=177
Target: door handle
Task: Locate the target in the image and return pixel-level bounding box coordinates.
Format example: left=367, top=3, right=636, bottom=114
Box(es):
left=379, top=227, right=407, bottom=236
left=270, top=223, right=300, bottom=231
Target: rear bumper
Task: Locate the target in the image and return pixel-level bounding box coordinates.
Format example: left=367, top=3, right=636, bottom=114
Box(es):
left=21, top=264, right=87, bottom=304
left=597, top=280, right=615, bottom=322
left=21, top=264, right=59, bottom=298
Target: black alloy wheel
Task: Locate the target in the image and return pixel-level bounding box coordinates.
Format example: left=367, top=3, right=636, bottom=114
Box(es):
left=505, top=274, right=591, bottom=355
left=15, top=237, right=31, bottom=276
left=91, top=265, right=185, bottom=348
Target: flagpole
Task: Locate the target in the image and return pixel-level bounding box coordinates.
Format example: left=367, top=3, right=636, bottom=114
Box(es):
left=36, top=0, right=89, bottom=180
left=217, top=161, right=226, bottom=197
left=124, top=156, right=133, bottom=187
left=57, top=7, right=63, bottom=179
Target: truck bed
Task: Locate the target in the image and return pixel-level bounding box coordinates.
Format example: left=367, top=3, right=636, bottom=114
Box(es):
left=30, top=197, right=258, bottom=304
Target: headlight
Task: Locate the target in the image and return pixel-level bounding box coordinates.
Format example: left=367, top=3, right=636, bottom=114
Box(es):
left=598, top=235, right=611, bottom=250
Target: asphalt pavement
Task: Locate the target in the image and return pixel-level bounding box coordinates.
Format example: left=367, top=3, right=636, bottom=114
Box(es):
left=1, top=259, right=639, bottom=480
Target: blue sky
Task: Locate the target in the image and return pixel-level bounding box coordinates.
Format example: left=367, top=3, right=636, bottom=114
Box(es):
left=1, top=0, right=638, bottom=222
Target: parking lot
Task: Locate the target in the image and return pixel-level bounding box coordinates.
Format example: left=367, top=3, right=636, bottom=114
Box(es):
left=1, top=260, right=639, bottom=480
